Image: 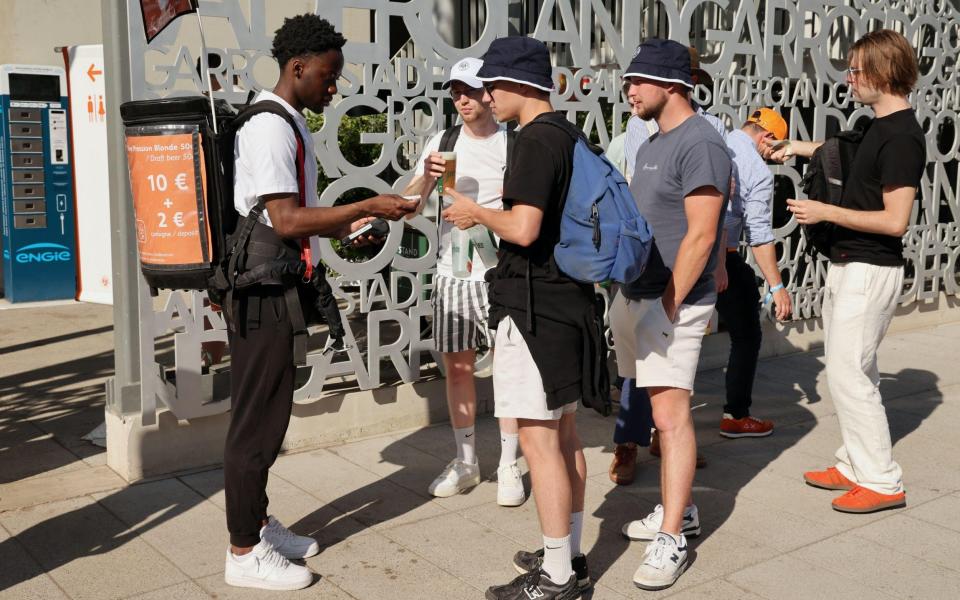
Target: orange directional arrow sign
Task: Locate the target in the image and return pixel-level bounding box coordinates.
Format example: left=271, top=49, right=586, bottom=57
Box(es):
left=87, top=64, right=103, bottom=82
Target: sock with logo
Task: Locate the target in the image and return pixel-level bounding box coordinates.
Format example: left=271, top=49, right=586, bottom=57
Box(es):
left=541, top=535, right=573, bottom=584
left=499, top=431, right=519, bottom=467
left=454, top=425, right=477, bottom=465
left=569, top=511, right=584, bottom=556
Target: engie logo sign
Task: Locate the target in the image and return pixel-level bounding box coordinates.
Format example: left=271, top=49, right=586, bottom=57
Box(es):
left=14, top=243, right=72, bottom=264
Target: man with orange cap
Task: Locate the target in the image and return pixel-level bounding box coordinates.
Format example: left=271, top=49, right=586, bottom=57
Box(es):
left=714, top=108, right=793, bottom=439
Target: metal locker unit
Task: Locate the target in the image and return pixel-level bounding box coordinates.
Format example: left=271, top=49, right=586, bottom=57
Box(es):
left=0, top=64, right=77, bottom=302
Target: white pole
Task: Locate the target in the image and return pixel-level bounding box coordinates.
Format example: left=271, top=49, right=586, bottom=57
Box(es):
left=194, top=0, right=218, bottom=133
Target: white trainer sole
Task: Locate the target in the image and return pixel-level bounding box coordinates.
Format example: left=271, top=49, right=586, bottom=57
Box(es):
left=224, top=572, right=313, bottom=591
left=429, top=473, right=481, bottom=498
left=275, top=540, right=320, bottom=560
left=633, top=558, right=687, bottom=591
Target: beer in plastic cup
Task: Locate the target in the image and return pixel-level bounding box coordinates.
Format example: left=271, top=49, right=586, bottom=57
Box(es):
left=437, top=151, right=457, bottom=204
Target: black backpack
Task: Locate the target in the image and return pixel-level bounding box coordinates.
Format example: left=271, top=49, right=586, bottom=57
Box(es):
left=122, top=97, right=345, bottom=364
left=799, top=129, right=864, bottom=257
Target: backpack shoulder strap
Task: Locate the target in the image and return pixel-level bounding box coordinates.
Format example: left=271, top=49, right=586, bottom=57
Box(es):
left=438, top=124, right=462, bottom=153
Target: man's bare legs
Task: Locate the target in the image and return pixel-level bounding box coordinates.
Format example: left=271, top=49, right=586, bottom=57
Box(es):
left=649, top=386, right=696, bottom=535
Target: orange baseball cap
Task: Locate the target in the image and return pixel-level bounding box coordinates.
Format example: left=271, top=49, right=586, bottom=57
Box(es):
left=746, top=108, right=788, bottom=141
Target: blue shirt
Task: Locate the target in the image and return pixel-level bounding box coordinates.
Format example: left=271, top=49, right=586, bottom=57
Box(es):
left=724, top=129, right=775, bottom=248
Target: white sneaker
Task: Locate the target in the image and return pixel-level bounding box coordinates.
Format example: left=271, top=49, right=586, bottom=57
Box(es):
left=224, top=539, right=313, bottom=591
left=261, top=515, right=320, bottom=559
left=496, top=462, right=526, bottom=507
left=621, top=504, right=700, bottom=541
left=428, top=459, right=481, bottom=498
left=633, top=532, right=688, bottom=591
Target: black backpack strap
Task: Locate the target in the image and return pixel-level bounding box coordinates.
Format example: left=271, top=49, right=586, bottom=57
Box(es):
left=233, top=100, right=313, bottom=364
left=438, top=124, right=462, bottom=153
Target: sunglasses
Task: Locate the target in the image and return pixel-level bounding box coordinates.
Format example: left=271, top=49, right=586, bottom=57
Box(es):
left=448, top=87, right=485, bottom=100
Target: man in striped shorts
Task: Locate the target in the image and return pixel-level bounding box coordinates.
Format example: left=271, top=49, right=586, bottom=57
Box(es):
left=407, top=57, right=525, bottom=507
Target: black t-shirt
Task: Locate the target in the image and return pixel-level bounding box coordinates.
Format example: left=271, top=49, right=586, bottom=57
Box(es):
left=493, top=111, right=576, bottom=285
left=831, top=109, right=926, bottom=266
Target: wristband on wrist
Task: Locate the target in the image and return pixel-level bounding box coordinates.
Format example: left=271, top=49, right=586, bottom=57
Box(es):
left=763, top=283, right=785, bottom=305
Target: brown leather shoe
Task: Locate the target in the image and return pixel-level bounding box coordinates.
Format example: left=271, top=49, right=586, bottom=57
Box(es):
left=649, top=430, right=707, bottom=468
left=609, top=444, right=638, bottom=485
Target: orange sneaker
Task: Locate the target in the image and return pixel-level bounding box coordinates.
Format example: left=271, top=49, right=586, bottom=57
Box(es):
left=609, top=443, right=638, bottom=485
left=649, top=430, right=707, bottom=468
left=803, top=467, right=855, bottom=491
left=832, top=486, right=906, bottom=513
left=720, top=415, right=774, bottom=438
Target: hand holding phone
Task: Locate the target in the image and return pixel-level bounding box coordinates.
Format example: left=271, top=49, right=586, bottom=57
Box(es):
left=340, top=218, right=389, bottom=246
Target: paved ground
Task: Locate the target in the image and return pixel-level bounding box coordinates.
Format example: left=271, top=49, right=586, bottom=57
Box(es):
left=2, top=302, right=960, bottom=599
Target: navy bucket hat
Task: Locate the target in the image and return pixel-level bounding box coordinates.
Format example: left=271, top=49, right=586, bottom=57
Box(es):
left=476, top=36, right=554, bottom=92
left=623, top=39, right=694, bottom=89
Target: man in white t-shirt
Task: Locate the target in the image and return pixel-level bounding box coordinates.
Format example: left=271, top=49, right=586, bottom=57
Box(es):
left=404, top=58, right=525, bottom=506
left=223, top=15, right=416, bottom=592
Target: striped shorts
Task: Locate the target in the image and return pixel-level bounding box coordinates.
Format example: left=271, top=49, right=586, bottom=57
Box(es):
left=431, top=274, right=492, bottom=353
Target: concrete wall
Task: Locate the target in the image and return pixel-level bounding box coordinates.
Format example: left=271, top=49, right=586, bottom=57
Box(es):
left=0, top=0, right=103, bottom=66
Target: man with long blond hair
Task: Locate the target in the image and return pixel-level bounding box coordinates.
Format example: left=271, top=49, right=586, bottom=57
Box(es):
left=766, top=29, right=925, bottom=514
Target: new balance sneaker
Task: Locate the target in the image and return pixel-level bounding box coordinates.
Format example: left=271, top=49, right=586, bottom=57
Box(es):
left=512, top=549, right=590, bottom=590
left=224, top=539, right=313, bottom=591
left=633, top=532, right=688, bottom=591
left=261, top=515, right=320, bottom=559
left=720, top=414, right=774, bottom=438
left=497, top=462, right=526, bottom=507
left=428, top=458, right=481, bottom=498
left=622, top=504, right=700, bottom=541
left=486, top=568, right=580, bottom=600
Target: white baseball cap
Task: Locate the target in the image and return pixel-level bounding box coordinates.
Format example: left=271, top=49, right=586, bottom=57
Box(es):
left=442, top=57, right=484, bottom=90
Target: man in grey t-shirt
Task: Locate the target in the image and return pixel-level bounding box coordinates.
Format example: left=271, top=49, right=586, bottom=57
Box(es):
left=609, top=39, right=730, bottom=592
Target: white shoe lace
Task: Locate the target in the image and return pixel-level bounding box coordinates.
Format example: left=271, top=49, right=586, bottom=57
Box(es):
left=642, top=536, right=669, bottom=570
left=641, top=504, right=665, bottom=527
left=257, top=542, right=292, bottom=573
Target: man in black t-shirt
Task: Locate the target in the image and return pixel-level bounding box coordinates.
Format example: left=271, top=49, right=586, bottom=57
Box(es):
left=442, top=36, right=597, bottom=600
left=765, top=29, right=926, bottom=514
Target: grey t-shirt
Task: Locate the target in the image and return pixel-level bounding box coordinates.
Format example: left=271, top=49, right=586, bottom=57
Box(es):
left=623, top=114, right=732, bottom=306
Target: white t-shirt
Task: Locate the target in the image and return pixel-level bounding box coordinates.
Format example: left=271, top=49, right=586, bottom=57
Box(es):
left=233, top=90, right=322, bottom=260
left=416, top=126, right=507, bottom=281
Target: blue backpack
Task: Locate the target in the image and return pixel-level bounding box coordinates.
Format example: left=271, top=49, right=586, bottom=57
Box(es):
left=536, top=119, right=653, bottom=284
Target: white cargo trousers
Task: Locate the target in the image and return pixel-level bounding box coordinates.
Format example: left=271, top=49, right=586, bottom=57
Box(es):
left=822, top=262, right=905, bottom=495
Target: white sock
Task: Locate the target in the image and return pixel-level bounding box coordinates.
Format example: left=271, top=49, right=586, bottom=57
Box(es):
left=499, top=432, right=519, bottom=467
left=541, top=534, right=573, bottom=584
left=569, top=511, right=584, bottom=556
left=454, top=426, right=477, bottom=465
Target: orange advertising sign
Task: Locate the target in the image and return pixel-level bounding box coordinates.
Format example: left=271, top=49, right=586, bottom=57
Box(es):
left=125, top=131, right=211, bottom=266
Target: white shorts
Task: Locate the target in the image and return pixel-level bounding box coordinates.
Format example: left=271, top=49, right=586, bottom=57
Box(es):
left=492, top=316, right=579, bottom=421
left=609, top=292, right=714, bottom=391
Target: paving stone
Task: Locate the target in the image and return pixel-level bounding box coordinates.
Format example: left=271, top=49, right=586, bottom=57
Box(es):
left=0, top=464, right=125, bottom=511
left=271, top=448, right=450, bottom=531
left=127, top=581, right=212, bottom=599
left=92, top=478, right=227, bottom=579
left=791, top=533, right=960, bottom=599
left=849, top=513, right=960, bottom=573
left=0, top=523, right=69, bottom=600
left=458, top=492, right=544, bottom=550
left=0, top=437, right=86, bottom=485
left=669, top=579, right=765, bottom=600
left=905, top=494, right=960, bottom=534
left=0, top=496, right=187, bottom=600
left=583, top=537, right=715, bottom=598
left=177, top=468, right=226, bottom=509
left=309, top=532, right=477, bottom=599
left=196, top=571, right=355, bottom=599
left=685, top=529, right=780, bottom=579
left=728, top=554, right=898, bottom=600
left=327, top=431, right=451, bottom=496
left=696, top=495, right=836, bottom=554
left=379, top=511, right=522, bottom=591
